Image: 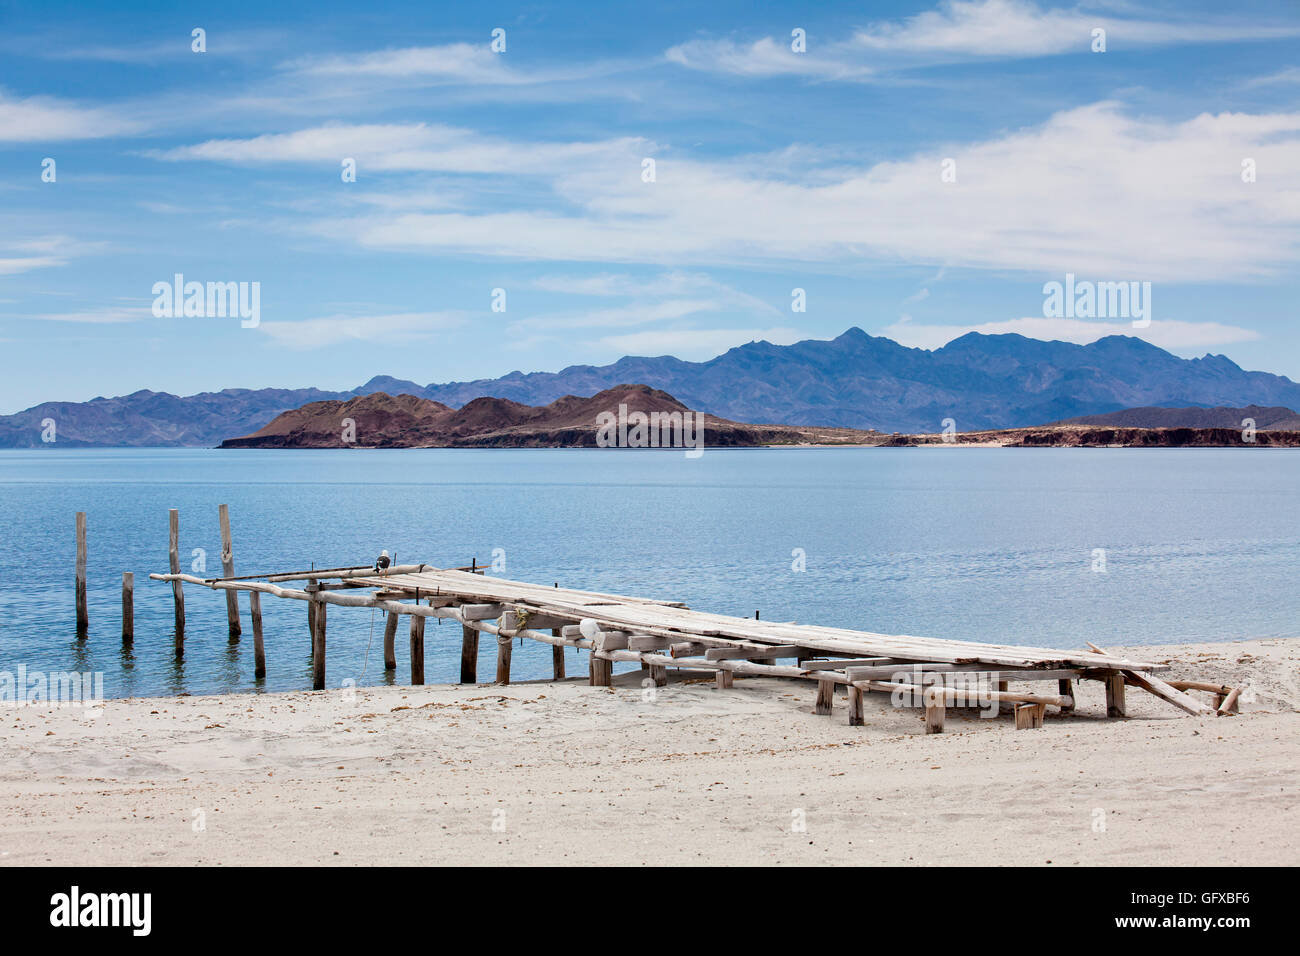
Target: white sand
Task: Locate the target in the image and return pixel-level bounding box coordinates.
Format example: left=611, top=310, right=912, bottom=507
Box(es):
left=2, top=638, right=1297, bottom=866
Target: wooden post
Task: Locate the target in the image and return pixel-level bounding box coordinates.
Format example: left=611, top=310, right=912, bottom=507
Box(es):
left=996, top=677, right=1010, bottom=714
left=168, top=509, right=185, bottom=654
left=249, top=590, right=265, bottom=679
left=589, top=653, right=612, bottom=687
left=715, top=669, right=733, bottom=689
left=552, top=628, right=565, bottom=680
left=496, top=611, right=516, bottom=685
left=311, top=595, right=326, bottom=690
left=120, top=572, right=133, bottom=644
left=383, top=612, right=399, bottom=671
left=460, top=623, right=478, bottom=683
left=496, top=635, right=513, bottom=684
left=218, top=504, right=241, bottom=639
left=307, top=579, right=317, bottom=647
left=848, top=685, right=864, bottom=726
left=1105, top=675, right=1126, bottom=717
left=1058, top=679, right=1075, bottom=713
left=1014, top=702, right=1047, bottom=730
left=409, top=615, right=425, bottom=685
left=815, top=678, right=835, bottom=715
left=924, top=686, right=946, bottom=734
left=649, top=663, right=668, bottom=687
left=75, top=512, right=88, bottom=636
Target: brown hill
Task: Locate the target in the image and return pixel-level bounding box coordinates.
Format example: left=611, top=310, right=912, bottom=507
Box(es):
left=1052, top=404, right=1300, bottom=430
left=219, top=385, right=882, bottom=449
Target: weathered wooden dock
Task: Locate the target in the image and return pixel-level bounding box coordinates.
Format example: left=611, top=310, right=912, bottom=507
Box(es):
left=149, top=558, right=1239, bottom=733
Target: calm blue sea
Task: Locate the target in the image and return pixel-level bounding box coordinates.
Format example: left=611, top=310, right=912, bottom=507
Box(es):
left=1, top=447, right=1296, bottom=699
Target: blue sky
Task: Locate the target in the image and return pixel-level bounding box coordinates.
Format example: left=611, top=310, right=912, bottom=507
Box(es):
left=1, top=0, right=1298, bottom=413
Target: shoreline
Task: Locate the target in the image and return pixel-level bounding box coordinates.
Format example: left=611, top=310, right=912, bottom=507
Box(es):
left=3, top=637, right=1296, bottom=866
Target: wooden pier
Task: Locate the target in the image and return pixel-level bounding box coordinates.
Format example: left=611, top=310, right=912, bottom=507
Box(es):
left=149, top=560, right=1237, bottom=732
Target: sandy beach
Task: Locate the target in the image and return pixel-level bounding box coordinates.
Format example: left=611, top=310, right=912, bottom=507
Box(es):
left=3, top=638, right=1296, bottom=866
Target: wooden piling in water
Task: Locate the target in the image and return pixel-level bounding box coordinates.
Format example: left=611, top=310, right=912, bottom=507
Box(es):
left=552, top=628, right=565, bottom=680
left=218, top=504, right=241, bottom=639
left=75, top=512, right=88, bottom=636
left=383, top=612, right=399, bottom=671
left=409, top=615, right=425, bottom=685
left=249, top=590, right=265, bottom=678
left=460, top=623, right=478, bottom=682
left=168, top=509, right=185, bottom=653
left=307, top=579, right=317, bottom=646
left=311, top=595, right=326, bottom=690
left=121, top=571, right=133, bottom=644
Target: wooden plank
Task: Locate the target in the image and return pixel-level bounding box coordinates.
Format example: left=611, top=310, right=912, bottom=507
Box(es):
left=218, top=504, right=241, bottom=638
left=706, top=645, right=800, bottom=661
left=1123, top=669, right=1215, bottom=717
left=409, top=615, right=425, bottom=685
left=120, top=571, right=133, bottom=644
left=75, top=512, right=88, bottom=636
left=168, top=509, right=185, bottom=653
left=461, top=623, right=479, bottom=683
left=383, top=612, right=399, bottom=671
left=249, top=590, right=266, bottom=679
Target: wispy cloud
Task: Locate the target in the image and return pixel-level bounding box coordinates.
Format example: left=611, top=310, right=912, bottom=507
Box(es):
left=0, top=90, right=142, bottom=141
left=256, top=311, right=467, bottom=349
left=195, top=103, right=1300, bottom=282
left=667, top=0, right=1300, bottom=79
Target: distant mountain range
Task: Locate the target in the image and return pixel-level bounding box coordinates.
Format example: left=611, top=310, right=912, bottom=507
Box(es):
left=6, top=328, right=1300, bottom=447
left=220, top=384, right=879, bottom=449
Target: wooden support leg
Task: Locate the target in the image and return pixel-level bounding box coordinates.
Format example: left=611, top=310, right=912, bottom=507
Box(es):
left=996, top=678, right=1011, bottom=714
left=1105, top=675, right=1126, bottom=717
left=589, top=653, right=612, bottom=687
left=409, top=615, right=425, bottom=685
left=649, top=664, right=668, bottom=687
left=382, top=612, right=398, bottom=671
left=460, top=623, right=478, bottom=683
left=551, top=628, right=565, bottom=680
left=496, top=635, right=513, bottom=685
left=311, top=598, right=326, bottom=690
left=307, top=582, right=317, bottom=649
left=120, top=571, right=133, bottom=645
left=815, top=678, right=835, bottom=715
left=848, top=685, right=864, bottom=726
left=75, top=511, right=88, bottom=636
left=1014, top=702, right=1047, bottom=730
left=715, top=669, right=733, bottom=689
left=1058, top=679, right=1075, bottom=713
left=924, top=686, right=946, bottom=734
left=249, top=591, right=265, bottom=679
left=218, top=504, right=240, bottom=639
left=168, top=509, right=185, bottom=653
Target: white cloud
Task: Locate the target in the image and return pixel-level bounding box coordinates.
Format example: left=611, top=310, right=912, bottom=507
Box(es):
left=880, top=315, right=1261, bottom=351
left=283, top=43, right=568, bottom=85
left=0, top=91, right=141, bottom=141
left=256, top=311, right=466, bottom=349
left=667, top=0, right=1300, bottom=77
left=215, top=103, right=1300, bottom=282
left=0, top=256, right=66, bottom=275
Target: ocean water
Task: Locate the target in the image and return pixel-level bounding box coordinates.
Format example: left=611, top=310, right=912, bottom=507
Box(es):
left=1, top=447, right=1297, bottom=700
